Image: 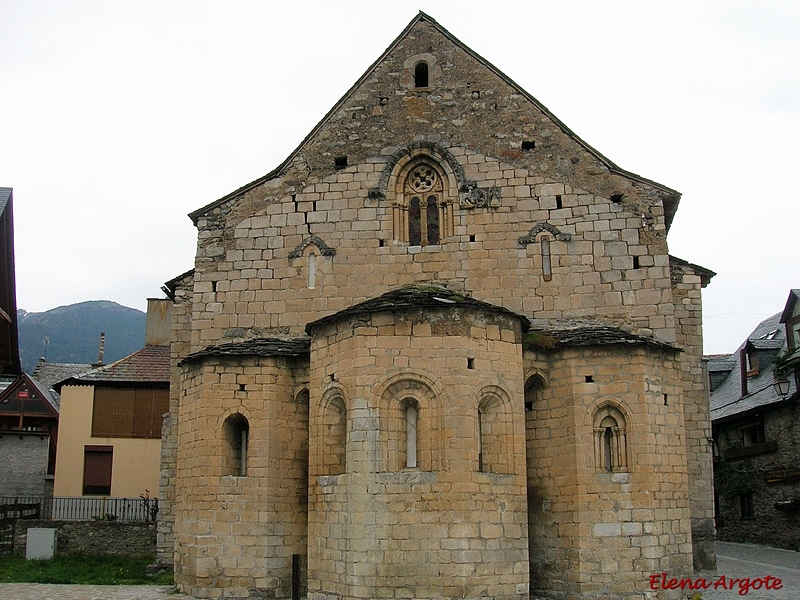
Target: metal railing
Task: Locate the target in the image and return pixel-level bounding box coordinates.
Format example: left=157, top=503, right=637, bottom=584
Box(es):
left=0, top=496, right=158, bottom=523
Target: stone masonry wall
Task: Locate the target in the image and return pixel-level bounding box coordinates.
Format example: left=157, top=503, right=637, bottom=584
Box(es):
left=191, top=149, right=674, bottom=353
left=13, top=520, right=156, bottom=557
left=307, top=306, right=529, bottom=600
left=174, top=355, right=308, bottom=599
left=527, top=346, right=691, bottom=600
left=670, top=260, right=717, bottom=570
left=0, top=433, right=50, bottom=497
left=157, top=271, right=193, bottom=567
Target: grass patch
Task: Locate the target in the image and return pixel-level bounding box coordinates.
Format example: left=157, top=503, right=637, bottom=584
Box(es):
left=0, top=554, right=173, bottom=585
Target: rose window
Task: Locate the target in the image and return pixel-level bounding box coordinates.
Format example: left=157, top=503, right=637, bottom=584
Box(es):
left=409, top=166, right=437, bottom=193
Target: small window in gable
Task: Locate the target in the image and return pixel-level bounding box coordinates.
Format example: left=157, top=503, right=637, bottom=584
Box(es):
left=414, top=62, right=429, bottom=88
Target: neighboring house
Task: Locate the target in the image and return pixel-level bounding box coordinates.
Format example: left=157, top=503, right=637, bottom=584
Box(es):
left=709, top=289, right=800, bottom=551
left=159, top=13, right=717, bottom=600
left=53, top=299, right=170, bottom=499
left=0, top=373, right=60, bottom=497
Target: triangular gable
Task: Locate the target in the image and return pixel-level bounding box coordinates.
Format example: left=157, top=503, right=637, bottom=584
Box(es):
left=0, top=374, right=59, bottom=419
left=188, top=12, right=680, bottom=228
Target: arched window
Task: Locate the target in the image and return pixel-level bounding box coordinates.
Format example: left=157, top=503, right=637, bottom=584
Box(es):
left=478, top=391, right=512, bottom=474
left=414, top=62, right=429, bottom=88
left=378, top=376, right=443, bottom=472
left=409, top=197, right=422, bottom=246
left=524, top=374, right=547, bottom=413
left=426, top=196, right=440, bottom=244
left=592, top=404, right=628, bottom=473
left=223, top=413, right=249, bottom=477
left=404, top=400, right=419, bottom=468
left=400, top=163, right=446, bottom=247
left=322, top=396, right=346, bottom=475
left=308, top=252, right=317, bottom=289
left=540, top=235, right=552, bottom=282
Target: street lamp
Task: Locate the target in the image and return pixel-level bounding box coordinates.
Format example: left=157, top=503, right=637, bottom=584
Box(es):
left=773, top=377, right=790, bottom=398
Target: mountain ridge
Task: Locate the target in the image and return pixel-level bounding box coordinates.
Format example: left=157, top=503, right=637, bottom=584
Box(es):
left=17, top=301, right=146, bottom=374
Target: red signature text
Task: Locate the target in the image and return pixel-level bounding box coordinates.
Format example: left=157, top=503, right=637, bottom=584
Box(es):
left=649, top=573, right=783, bottom=595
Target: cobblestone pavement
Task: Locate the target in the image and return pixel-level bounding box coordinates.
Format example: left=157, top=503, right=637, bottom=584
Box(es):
left=691, top=541, right=800, bottom=600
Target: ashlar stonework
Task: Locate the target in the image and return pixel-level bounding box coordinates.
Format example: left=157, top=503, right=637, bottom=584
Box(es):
left=158, top=12, right=716, bottom=600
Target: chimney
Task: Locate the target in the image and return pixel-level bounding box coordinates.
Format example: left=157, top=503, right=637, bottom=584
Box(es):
left=145, top=298, right=172, bottom=346
left=95, top=332, right=105, bottom=366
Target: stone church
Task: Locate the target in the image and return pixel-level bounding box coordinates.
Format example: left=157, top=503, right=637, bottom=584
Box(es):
left=158, top=12, right=716, bottom=600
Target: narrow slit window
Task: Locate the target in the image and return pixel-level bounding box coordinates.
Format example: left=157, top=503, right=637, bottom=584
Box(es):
left=477, top=410, right=484, bottom=472
left=308, top=252, right=317, bottom=289
left=426, top=196, right=440, bottom=245
left=409, top=197, right=422, bottom=246
left=541, top=236, right=552, bottom=281
left=603, top=426, right=613, bottom=472
left=405, top=403, right=418, bottom=468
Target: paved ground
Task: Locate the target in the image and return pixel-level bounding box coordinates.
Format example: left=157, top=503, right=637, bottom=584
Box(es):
left=0, top=541, right=797, bottom=599
left=692, top=541, right=799, bottom=599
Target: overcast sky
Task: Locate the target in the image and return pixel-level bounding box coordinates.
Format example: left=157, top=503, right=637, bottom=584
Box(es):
left=1, top=0, right=798, bottom=354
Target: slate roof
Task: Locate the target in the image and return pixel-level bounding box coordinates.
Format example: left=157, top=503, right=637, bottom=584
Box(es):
left=710, top=312, right=796, bottom=422
left=183, top=337, right=311, bottom=364
left=305, top=285, right=531, bottom=334
left=32, top=360, right=93, bottom=391
left=527, top=324, right=680, bottom=351
left=55, top=345, right=170, bottom=389
left=187, top=12, right=682, bottom=231
left=707, top=353, right=736, bottom=372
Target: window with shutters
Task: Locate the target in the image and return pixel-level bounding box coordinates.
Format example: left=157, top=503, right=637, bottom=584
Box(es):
left=91, top=387, right=169, bottom=438
left=83, top=445, right=113, bottom=495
